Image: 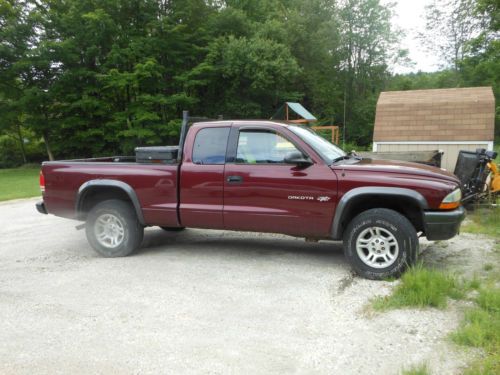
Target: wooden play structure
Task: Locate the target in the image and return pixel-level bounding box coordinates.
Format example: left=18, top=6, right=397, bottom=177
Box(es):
left=272, top=102, right=341, bottom=145
left=311, top=125, right=340, bottom=145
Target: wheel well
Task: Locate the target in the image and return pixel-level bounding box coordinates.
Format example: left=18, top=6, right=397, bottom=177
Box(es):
left=78, top=187, right=133, bottom=220
left=339, top=195, right=424, bottom=237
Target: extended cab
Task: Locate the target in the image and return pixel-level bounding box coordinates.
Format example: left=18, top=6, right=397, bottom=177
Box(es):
left=36, top=112, right=465, bottom=279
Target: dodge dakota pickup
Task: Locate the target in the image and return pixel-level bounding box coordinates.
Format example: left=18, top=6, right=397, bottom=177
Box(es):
left=36, top=112, right=465, bottom=279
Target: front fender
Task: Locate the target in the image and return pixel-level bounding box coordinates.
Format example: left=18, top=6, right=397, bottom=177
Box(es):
left=331, top=186, right=428, bottom=239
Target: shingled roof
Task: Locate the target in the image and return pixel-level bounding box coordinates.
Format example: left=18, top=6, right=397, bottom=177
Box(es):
left=373, top=87, right=495, bottom=142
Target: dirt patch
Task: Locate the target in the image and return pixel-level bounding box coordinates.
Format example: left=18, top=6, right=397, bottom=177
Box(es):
left=421, top=233, right=497, bottom=278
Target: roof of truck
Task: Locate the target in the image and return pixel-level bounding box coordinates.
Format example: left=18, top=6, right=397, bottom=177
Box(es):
left=191, top=120, right=294, bottom=128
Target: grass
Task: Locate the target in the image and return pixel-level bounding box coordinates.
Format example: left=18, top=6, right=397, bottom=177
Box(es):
left=377, top=263, right=499, bottom=374
left=0, top=167, right=41, bottom=201
left=376, top=185, right=500, bottom=373
left=466, top=275, right=482, bottom=291
left=401, top=363, right=430, bottom=375
left=451, top=285, right=500, bottom=375
left=484, top=263, right=494, bottom=271
left=462, top=207, right=500, bottom=238
left=373, top=263, right=465, bottom=310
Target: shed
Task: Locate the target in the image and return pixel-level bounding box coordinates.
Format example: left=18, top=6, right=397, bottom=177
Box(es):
left=373, top=87, right=495, bottom=171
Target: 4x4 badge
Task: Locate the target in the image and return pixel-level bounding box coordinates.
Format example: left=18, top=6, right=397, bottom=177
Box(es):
left=317, top=196, right=331, bottom=202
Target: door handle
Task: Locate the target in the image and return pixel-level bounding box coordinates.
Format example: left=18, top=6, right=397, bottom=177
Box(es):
left=226, top=175, right=243, bottom=183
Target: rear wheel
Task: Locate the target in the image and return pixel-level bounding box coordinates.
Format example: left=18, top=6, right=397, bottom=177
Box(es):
left=85, top=199, right=144, bottom=257
left=343, top=208, right=418, bottom=280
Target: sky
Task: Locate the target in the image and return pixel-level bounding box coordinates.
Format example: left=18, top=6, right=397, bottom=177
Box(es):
left=388, top=0, right=442, bottom=74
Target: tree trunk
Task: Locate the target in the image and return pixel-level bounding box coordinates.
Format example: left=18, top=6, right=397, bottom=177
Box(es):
left=42, top=130, right=54, bottom=161
left=15, top=122, right=27, bottom=164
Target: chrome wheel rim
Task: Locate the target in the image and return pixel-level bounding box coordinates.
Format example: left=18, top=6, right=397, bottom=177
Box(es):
left=356, top=226, right=399, bottom=269
left=94, top=213, right=125, bottom=249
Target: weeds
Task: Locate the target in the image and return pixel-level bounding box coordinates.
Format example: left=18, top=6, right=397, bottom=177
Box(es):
left=462, top=207, right=500, bottom=238
left=451, top=286, right=500, bottom=375
left=373, top=263, right=464, bottom=310
left=484, top=263, right=494, bottom=271
left=373, top=206, right=500, bottom=373
left=401, top=363, right=430, bottom=375
left=466, top=275, right=481, bottom=290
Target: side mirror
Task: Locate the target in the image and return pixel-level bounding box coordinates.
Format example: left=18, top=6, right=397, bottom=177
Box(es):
left=284, top=151, right=312, bottom=167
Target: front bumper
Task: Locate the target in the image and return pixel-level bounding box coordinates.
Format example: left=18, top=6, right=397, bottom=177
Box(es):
left=36, top=201, right=48, bottom=215
left=423, top=206, right=465, bottom=241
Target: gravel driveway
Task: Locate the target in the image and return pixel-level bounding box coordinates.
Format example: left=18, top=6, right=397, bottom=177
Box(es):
left=0, top=198, right=489, bottom=374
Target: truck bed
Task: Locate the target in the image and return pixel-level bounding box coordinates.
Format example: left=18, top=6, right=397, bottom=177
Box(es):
left=42, top=159, right=180, bottom=227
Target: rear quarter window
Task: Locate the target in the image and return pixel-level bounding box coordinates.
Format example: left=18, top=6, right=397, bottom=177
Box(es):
left=192, top=127, right=230, bottom=165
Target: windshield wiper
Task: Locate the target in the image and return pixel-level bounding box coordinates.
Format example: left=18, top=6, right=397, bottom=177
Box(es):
left=331, top=155, right=350, bottom=163
left=332, top=153, right=363, bottom=164
left=347, top=151, right=363, bottom=161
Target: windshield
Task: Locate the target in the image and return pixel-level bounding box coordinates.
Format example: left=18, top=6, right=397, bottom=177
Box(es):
left=288, top=125, right=346, bottom=163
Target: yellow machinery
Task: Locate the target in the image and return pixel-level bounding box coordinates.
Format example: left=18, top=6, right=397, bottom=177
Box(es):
left=488, top=159, right=500, bottom=194
left=455, top=149, right=499, bottom=205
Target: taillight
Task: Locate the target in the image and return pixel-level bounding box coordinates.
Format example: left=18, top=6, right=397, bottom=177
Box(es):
left=39, top=171, right=45, bottom=193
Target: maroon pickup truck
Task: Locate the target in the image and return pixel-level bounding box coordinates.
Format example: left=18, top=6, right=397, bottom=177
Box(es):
left=36, top=112, right=465, bottom=279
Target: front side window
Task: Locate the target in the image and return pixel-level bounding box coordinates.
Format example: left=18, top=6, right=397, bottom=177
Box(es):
left=192, top=127, right=230, bottom=165
left=236, top=130, right=299, bottom=164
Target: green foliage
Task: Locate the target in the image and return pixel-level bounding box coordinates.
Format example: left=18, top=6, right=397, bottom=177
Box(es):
left=462, top=208, right=500, bottom=238
left=373, top=264, right=465, bottom=310
left=401, top=363, right=431, bottom=375
left=0, top=0, right=404, bottom=161
left=419, top=0, right=483, bottom=72
left=0, top=0, right=497, bottom=162
left=188, top=35, right=302, bottom=118
left=0, top=135, right=22, bottom=168
left=451, top=286, right=500, bottom=375
left=338, top=0, right=401, bottom=145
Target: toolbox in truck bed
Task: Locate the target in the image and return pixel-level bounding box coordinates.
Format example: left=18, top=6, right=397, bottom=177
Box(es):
left=135, top=146, right=179, bottom=164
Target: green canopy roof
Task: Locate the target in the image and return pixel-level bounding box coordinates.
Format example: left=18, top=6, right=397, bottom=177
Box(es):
left=271, top=102, right=317, bottom=122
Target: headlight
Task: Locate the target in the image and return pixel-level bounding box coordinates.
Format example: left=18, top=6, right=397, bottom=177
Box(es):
left=439, top=188, right=462, bottom=210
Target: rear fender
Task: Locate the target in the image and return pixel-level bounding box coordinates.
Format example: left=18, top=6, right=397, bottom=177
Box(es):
left=75, top=180, right=146, bottom=225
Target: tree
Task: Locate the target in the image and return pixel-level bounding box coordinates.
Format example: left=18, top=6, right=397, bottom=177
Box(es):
left=337, top=0, right=403, bottom=144
left=0, top=0, right=418, bottom=163
left=0, top=0, right=34, bottom=162
left=420, top=0, right=484, bottom=72
left=460, top=0, right=500, bottom=135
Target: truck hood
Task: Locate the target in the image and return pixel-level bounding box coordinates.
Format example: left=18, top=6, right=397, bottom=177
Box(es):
left=333, top=158, right=459, bottom=184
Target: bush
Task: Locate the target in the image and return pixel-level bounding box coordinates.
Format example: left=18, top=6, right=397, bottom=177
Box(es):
left=0, top=133, right=47, bottom=169
left=0, top=135, right=23, bottom=168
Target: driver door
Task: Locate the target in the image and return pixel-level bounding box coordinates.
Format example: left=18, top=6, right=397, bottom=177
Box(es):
left=223, top=125, right=337, bottom=237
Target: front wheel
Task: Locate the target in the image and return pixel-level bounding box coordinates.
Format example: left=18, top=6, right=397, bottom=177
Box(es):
left=343, top=208, right=418, bottom=280
left=85, top=199, right=144, bottom=257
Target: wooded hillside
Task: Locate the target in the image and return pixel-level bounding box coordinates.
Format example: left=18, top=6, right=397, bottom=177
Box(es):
left=0, top=0, right=498, bottom=165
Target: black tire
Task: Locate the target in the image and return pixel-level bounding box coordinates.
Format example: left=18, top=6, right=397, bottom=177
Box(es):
left=342, top=208, right=418, bottom=280
left=85, top=199, right=144, bottom=257
left=160, top=226, right=185, bottom=232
